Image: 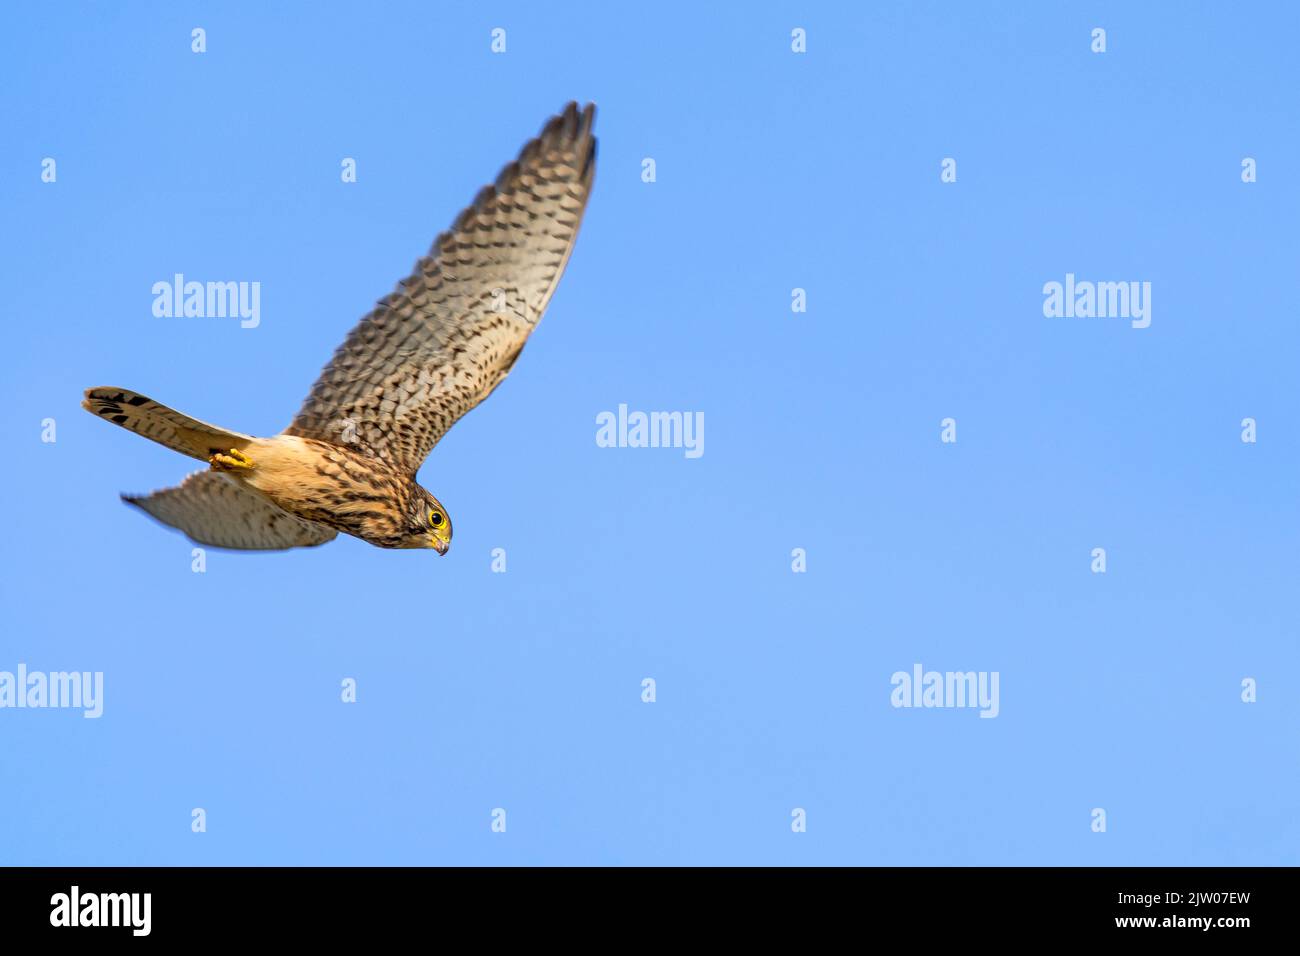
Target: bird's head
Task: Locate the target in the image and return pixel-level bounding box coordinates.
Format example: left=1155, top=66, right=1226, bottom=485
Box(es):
left=404, top=487, right=452, bottom=554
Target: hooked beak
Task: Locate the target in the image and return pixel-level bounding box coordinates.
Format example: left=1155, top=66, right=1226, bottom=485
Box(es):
left=429, top=533, right=450, bottom=556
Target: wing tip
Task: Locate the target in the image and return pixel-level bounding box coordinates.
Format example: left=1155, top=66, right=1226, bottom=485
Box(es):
left=441, top=101, right=596, bottom=248
left=545, top=100, right=597, bottom=147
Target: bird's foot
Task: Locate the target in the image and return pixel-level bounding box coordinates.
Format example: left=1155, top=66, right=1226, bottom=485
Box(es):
left=210, top=448, right=255, bottom=471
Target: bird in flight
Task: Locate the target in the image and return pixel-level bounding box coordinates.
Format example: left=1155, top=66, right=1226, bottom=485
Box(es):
left=83, top=102, right=596, bottom=554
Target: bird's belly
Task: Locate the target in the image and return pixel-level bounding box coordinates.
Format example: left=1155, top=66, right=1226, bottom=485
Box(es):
left=234, top=435, right=407, bottom=537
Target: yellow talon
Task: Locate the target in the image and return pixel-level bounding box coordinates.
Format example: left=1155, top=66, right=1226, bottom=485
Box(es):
left=210, top=448, right=255, bottom=471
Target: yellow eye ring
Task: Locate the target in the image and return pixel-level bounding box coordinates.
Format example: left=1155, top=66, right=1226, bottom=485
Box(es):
left=428, top=510, right=444, bottom=528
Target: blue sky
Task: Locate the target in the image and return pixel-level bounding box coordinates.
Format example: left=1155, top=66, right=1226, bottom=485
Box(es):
left=1, top=1, right=1297, bottom=865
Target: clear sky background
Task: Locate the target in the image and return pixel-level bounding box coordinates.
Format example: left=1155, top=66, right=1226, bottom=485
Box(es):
left=1, top=2, right=1297, bottom=866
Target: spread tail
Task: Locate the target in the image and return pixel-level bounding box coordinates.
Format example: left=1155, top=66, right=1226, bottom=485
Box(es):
left=82, top=387, right=253, bottom=462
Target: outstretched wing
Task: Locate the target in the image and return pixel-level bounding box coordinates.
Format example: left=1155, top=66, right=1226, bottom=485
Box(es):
left=122, top=471, right=338, bottom=550
left=283, top=101, right=597, bottom=474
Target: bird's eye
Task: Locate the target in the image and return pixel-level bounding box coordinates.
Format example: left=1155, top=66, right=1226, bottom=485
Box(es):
left=428, top=510, right=444, bottom=528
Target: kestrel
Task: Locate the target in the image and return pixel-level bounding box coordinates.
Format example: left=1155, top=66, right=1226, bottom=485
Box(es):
left=83, top=102, right=596, bottom=553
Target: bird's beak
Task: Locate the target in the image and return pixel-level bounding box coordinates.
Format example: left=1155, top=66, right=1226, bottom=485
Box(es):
left=429, top=533, right=450, bottom=556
